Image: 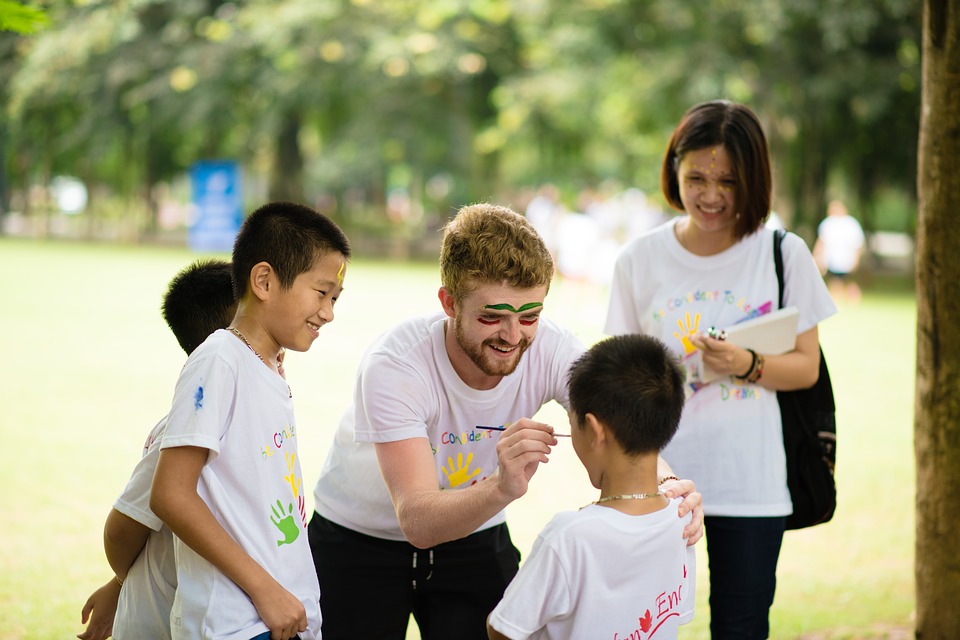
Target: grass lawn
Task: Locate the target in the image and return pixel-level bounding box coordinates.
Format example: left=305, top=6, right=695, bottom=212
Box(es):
left=0, top=237, right=916, bottom=639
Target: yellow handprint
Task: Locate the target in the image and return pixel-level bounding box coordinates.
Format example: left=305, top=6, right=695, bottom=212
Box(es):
left=673, top=312, right=701, bottom=355
left=442, top=452, right=481, bottom=488
left=284, top=452, right=302, bottom=499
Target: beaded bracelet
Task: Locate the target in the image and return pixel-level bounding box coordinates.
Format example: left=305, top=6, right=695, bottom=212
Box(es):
left=658, top=475, right=680, bottom=486
left=747, top=352, right=765, bottom=384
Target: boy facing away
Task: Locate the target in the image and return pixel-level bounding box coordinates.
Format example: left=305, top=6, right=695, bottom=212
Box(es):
left=151, top=202, right=350, bottom=640
left=487, top=334, right=696, bottom=640
left=78, top=259, right=239, bottom=640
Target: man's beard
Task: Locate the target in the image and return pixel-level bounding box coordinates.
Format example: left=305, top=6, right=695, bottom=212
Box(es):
left=454, top=315, right=532, bottom=378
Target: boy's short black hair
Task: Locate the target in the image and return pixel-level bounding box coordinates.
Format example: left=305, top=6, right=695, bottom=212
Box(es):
left=568, top=334, right=685, bottom=455
left=232, top=201, right=351, bottom=299
left=162, top=259, right=236, bottom=355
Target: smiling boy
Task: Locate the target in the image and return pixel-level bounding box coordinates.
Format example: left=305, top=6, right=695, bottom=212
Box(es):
left=151, top=202, right=350, bottom=640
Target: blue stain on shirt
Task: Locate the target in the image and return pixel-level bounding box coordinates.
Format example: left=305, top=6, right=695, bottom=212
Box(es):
left=194, top=385, right=204, bottom=410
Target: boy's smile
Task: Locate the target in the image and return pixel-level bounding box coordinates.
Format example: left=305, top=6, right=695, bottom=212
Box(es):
left=271, top=251, right=346, bottom=353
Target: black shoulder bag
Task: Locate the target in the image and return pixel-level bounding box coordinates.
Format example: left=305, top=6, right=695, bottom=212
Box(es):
left=774, top=229, right=837, bottom=530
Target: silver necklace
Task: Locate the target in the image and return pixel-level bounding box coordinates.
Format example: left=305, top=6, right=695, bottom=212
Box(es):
left=230, top=327, right=266, bottom=365
left=229, top=327, right=292, bottom=398
left=594, top=491, right=662, bottom=505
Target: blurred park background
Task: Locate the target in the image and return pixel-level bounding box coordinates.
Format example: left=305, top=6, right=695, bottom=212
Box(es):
left=0, top=1, right=921, bottom=638
left=1, top=0, right=919, bottom=264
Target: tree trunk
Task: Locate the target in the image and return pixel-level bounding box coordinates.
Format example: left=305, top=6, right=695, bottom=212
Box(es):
left=915, top=0, right=960, bottom=637
left=269, top=110, right=305, bottom=203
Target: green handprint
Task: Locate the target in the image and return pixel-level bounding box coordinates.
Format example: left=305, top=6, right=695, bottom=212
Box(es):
left=270, top=499, right=300, bottom=547
left=442, top=452, right=481, bottom=488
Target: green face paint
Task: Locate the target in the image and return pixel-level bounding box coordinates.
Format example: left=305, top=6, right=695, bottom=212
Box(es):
left=483, top=302, right=543, bottom=313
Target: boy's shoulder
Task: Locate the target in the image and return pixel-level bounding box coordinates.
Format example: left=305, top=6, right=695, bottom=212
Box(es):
left=190, top=328, right=232, bottom=356
left=534, top=506, right=604, bottom=545
left=182, top=329, right=251, bottom=370
left=174, top=329, right=257, bottom=391
left=540, top=500, right=689, bottom=542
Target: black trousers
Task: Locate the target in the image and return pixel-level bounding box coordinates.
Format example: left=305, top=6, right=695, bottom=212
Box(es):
left=308, top=513, right=520, bottom=640
left=704, top=515, right=786, bottom=640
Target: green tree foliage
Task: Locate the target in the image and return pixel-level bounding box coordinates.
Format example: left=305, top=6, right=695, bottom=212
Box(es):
left=0, top=0, right=48, bottom=34
left=2, top=0, right=920, bottom=238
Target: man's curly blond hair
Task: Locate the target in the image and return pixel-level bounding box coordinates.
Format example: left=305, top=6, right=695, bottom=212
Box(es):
left=440, top=203, right=554, bottom=303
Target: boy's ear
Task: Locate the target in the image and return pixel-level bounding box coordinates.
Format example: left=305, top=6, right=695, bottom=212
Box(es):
left=584, top=413, right=606, bottom=448
left=249, top=262, right=274, bottom=301
left=438, top=286, right=457, bottom=319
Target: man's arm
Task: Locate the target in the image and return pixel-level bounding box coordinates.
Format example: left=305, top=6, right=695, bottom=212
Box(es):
left=376, top=418, right=558, bottom=549
left=150, top=446, right=307, bottom=638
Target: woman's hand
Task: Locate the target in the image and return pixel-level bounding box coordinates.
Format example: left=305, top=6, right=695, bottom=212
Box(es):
left=689, top=333, right=751, bottom=378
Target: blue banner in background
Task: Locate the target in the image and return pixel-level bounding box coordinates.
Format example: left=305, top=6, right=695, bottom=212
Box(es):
left=189, top=160, right=242, bottom=252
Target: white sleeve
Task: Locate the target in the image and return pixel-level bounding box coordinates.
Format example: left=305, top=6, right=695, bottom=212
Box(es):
left=113, top=433, right=165, bottom=531
left=161, top=351, right=234, bottom=455
left=539, top=321, right=587, bottom=412
left=604, top=251, right=644, bottom=336
left=354, top=352, right=433, bottom=443
left=678, top=541, right=698, bottom=625
left=487, top=534, right=572, bottom=640
left=781, top=232, right=837, bottom=333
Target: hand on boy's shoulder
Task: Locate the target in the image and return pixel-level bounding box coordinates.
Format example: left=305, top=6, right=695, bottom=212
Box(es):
left=660, top=478, right=704, bottom=545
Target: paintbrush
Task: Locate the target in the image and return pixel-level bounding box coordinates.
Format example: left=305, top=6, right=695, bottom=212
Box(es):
left=476, top=425, right=571, bottom=437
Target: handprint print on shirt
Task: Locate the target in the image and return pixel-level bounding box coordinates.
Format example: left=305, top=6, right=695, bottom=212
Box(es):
left=284, top=452, right=307, bottom=525
left=673, top=312, right=701, bottom=355
left=284, top=452, right=303, bottom=498
left=442, top=452, right=481, bottom=488
left=270, top=499, right=300, bottom=547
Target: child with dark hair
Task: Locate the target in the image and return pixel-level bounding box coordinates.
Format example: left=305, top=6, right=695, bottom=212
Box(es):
left=79, top=259, right=237, bottom=640
left=487, top=334, right=696, bottom=640
left=161, top=259, right=237, bottom=355
left=151, top=202, right=350, bottom=640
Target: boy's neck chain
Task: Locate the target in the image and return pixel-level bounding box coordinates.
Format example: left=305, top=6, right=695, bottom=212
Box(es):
left=594, top=491, right=662, bottom=505
left=229, top=327, right=292, bottom=398
left=229, top=327, right=267, bottom=365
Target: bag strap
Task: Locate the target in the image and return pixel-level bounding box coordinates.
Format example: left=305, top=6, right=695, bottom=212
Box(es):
left=774, top=228, right=786, bottom=309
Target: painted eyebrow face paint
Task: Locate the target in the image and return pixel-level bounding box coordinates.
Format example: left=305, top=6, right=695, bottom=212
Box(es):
left=483, top=302, right=543, bottom=313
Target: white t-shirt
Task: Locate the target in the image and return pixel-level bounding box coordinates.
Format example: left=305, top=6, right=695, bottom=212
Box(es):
left=605, top=220, right=836, bottom=517
left=313, top=312, right=585, bottom=541
left=488, top=499, right=695, bottom=640
left=161, top=330, right=321, bottom=640
left=817, top=215, right=865, bottom=274
left=112, top=418, right=176, bottom=639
